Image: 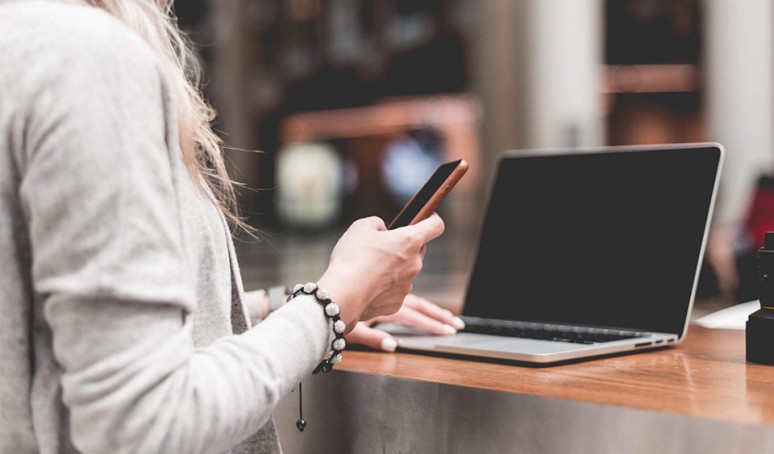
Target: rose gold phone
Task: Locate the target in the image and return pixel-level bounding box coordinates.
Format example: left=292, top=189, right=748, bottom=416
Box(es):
left=387, top=159, right=469, bottom=229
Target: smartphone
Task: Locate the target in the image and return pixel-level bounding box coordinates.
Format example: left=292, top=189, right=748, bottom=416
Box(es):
left=387, top=158, right=469, bottom=229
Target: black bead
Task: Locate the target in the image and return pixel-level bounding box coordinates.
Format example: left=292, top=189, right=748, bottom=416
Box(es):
left=296, top=418, right=307, bottom=432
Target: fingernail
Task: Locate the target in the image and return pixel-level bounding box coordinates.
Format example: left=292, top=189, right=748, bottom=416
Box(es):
left=444, top=309, right=455, bottom=317
left=381, top=337, right=398, bottom=352
left=443, top=324, right=457, bottom=335
left=452, top=317, right=466, bottom=330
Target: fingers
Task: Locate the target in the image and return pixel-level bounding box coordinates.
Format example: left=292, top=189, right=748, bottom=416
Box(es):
left=404, top=294, right=465, bottom=330
left=379, top=305, right=457, bottom=336
left=347, top=322, right=399, bottom=352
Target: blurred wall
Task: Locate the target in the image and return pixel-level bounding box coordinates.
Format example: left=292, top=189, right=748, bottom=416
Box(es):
left=704, top=0, right=774, bottom=229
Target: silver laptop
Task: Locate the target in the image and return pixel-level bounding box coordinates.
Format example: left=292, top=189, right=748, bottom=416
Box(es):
left=384, top=143, right=724, bottom=364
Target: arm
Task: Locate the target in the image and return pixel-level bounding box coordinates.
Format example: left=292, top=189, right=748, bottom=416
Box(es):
left=21, top=15, right=330, bottom=453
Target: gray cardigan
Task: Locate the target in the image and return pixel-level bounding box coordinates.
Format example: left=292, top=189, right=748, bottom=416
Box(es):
left=0, top=2, right=333, bottom=452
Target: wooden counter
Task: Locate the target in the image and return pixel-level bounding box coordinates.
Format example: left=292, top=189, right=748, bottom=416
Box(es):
left=274, top=324, right=774, bottom=453
left=333, top=325, right=774, bottom=427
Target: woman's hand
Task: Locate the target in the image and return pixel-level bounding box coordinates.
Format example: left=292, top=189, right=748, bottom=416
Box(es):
left=346, top=293, right=465, bottom=352
left=317, top=214, right=445, bottom=332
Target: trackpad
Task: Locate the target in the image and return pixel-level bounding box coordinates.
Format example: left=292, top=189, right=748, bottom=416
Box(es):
left=434, top=336, right=588, bottom=355
left=392, top=332, right=495, bottom=350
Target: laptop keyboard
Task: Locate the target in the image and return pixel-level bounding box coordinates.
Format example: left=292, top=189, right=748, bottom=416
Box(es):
left=460, top=316, right=647, bottom=345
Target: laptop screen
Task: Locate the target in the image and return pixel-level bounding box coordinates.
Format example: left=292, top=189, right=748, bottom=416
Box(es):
left=462, top=144, right=723, bottom=337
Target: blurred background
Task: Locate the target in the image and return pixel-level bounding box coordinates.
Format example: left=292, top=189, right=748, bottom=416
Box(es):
left=174, top=0, right=774, bottom=315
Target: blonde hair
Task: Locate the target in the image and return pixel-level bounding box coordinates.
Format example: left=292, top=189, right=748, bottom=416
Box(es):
left=81, top=0, right=245, bottom=231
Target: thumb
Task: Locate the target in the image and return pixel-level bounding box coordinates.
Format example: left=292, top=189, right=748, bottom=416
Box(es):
left=347, top=323, right=399, bottom=352
left=404, top=212, right=445, bottom=243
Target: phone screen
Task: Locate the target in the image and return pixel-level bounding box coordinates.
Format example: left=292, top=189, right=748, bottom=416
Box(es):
left=388, top=159, right=466, bottom=229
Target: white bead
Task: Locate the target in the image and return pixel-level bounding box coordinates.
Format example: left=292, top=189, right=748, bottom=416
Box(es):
left=330, top=353, right=342, bottom=364
left=333, top=338, right=346, bottom=350
left=325, top=303, right=340, bottom=317
left=333, top=320, right=346, bottom=334
left=315, top=288, right=329, bottom=300
left=293, top=283, right=303, bottom=294
left=303, top=282, right=317, bottom=293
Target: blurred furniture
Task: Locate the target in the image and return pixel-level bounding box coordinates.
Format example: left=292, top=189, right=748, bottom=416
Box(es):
left=277, top=94, right=481, bottom=228
left=603, top=0, right=705, bottom=146
left=274, top=325, right=774, bottom=454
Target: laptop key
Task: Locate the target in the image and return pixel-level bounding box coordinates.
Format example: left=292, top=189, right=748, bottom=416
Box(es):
left=460, top=316, right=644, bottom=345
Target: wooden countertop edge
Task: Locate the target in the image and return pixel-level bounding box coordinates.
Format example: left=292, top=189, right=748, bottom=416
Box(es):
left=335, top=325, right=774, bottom=427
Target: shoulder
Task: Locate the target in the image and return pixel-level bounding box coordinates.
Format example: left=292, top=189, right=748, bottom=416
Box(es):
left=0, top=1, right=163, bottom=94
left=0, top=1, right=154, bottom=54
left=0, top=3, right=179, bottom=171
left=0, top=2, right=172, bottom=148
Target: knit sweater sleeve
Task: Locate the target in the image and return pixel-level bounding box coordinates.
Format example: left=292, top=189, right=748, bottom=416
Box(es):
left=17, top=5, right=331, bottom=453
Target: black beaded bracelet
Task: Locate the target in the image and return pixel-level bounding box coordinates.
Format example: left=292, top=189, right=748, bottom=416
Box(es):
left=288, top=282, right=347, bottom=374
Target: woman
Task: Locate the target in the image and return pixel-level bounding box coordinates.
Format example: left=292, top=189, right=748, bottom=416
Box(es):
left=0, top=0, right=462, bottom=452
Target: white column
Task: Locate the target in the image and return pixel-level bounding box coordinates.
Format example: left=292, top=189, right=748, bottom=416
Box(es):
left=472, top=0, right=526, bottom=177
left=704, top=0, right=774, bottom=228
left=522, top=0, right=605, bottom=149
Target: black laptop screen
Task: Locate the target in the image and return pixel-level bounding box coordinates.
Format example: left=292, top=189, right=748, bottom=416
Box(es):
left=462, top=144, right=722, bottom=337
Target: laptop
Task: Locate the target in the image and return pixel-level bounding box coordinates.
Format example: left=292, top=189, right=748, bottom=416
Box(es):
left=383, top=142, right=724, bottom=364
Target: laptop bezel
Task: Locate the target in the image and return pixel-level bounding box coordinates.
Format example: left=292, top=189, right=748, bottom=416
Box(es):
left=458, top=142, right=725, bottom=345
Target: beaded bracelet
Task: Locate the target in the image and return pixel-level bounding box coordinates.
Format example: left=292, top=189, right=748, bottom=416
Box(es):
left=288, top=282, right=347, bottom=373
left=288, top=282, right=347, bottom=432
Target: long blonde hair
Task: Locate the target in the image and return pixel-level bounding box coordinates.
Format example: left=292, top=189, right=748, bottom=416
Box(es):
left=81, top=0, right=244, bottom=230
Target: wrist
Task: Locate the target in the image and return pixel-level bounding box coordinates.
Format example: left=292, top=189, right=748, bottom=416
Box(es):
left=316, top=276, right=361, bottom=332
left=288, top=282, right=347, bottom=373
